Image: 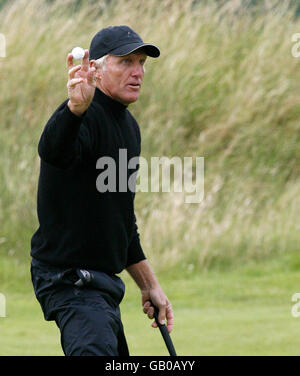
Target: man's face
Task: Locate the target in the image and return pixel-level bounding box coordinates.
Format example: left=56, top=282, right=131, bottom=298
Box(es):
left=96, top=51, right=147, bottom=106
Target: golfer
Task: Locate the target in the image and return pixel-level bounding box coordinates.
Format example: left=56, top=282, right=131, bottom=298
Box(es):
left=30, top=25, right=174, bottom=356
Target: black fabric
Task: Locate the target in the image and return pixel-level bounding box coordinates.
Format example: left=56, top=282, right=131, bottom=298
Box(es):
left=89, top=25, right=160, bottom=59
left=31, top=258, right=129, bottom=356
left=30, top=88, right=146, bottom=274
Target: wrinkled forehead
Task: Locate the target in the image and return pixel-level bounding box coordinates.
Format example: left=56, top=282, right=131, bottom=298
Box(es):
left=105, top=51, right=147, bottom=66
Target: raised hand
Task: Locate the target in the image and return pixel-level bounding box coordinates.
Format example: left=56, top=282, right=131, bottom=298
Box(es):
left=66, top=49, right=96, bottom=116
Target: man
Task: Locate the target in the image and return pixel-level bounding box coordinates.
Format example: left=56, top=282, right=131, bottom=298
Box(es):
left=30, top=25, right=173, bottom=356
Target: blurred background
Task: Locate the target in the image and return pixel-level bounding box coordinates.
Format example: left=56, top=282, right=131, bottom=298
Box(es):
left=0, top=0, right=300, bottom=355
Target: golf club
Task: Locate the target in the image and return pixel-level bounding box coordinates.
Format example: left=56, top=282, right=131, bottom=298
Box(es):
left=151, top=302, right=177, bottom=356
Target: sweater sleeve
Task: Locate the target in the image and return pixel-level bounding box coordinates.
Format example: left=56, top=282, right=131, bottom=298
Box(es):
left=125, top=117, right=146, bottom=267
left=38, top=100, right=90, bottom=169
left=126, top=213, right=146, bottom=268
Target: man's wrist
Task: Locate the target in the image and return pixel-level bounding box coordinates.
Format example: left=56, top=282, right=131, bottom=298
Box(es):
left=140, top=280, right=160, bottom=292
left=126, top=260, right=160, bottom=291
left=67, top=100, right=87, bottom=117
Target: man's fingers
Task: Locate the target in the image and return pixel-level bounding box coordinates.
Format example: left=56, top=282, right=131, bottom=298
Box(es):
left=151, top=314, right=173, bottom=332
left=158, top=306, right=166, bottom=325
left=143, top=301, right=155, bottom=319
left=81, top=49, right=89, bottom=72
left=166, top=321, right=173, bottom=333
left=143, top=301, right=151, bottom=313
left=143, top=299, right=173, bottom=330
left=147, top=307, right=154, bottom=319
left=166, top=303, right=174, bottom=333
left=68, top=77, right=84, bottom=87
left=87, top=67, right=96, bottom=85
left=166, top=315, right=174, bottom=333
left=68, top=65, right=81, bottom=79
left=67, top=53, right=74, bottom=69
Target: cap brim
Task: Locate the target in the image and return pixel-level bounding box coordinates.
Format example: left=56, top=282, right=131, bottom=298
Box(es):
left=110, top=42, right=160, bottom=58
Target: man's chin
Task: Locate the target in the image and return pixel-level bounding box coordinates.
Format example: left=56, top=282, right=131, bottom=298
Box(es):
left=120, top=94, right=140, bottom=106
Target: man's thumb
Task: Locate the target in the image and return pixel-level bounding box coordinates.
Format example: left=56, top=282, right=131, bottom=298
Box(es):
left=157, top=306, right=166, bottom=325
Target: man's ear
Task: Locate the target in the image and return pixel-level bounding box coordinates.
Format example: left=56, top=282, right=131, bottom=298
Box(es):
left=89, top=59, right=96, bottom=68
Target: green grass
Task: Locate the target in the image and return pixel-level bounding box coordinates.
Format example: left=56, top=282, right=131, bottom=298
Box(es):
left=0, top=0, right=299, bottom=272
left=1, top=258, right=300, bottom=356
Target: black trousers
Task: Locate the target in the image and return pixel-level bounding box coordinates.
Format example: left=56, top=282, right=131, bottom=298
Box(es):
left=31, top=258, right=129, bottom=356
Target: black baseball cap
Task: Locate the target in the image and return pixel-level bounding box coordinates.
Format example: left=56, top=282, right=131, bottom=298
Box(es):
left=89, top=25, right=160, bottom=60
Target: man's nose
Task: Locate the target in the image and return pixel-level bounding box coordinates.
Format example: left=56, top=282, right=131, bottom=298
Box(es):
left=131, top=64, right=144, bottom=78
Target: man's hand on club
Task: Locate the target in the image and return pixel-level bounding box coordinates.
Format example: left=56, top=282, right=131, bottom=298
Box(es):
left=66, top=49, right=96, bottom=116
left=142, top=288, right=174, bottom=333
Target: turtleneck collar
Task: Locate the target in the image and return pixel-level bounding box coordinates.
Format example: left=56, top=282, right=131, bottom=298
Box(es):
left=93, top=87, right=127, bottom=113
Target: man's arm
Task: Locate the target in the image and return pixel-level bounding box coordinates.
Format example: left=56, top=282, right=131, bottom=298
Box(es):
left=38, top=50, right=96, bottom=168
left=38, top=101, right=84, bottom=168
left=126, top=259, right=174, bottom=333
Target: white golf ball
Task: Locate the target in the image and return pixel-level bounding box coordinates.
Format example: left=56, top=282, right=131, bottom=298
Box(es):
left=71, top=47, right=85, bottom=60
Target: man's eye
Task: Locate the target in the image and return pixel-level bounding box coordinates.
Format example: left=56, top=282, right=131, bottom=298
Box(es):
left=122, top=59, right=130, bottom=64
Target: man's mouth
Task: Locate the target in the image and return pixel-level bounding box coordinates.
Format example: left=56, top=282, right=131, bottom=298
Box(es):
left=127, top=83, right=141, bottom=90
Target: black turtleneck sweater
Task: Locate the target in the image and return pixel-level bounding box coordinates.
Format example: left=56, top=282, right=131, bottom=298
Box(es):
left=30, top=88, right=146, bottom=274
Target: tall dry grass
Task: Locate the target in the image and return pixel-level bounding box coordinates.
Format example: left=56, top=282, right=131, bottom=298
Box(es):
left=0, top=0, right=299, bottom=272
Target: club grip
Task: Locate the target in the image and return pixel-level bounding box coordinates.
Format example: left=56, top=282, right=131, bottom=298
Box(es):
left=152, top=303, right=177, bottom=356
